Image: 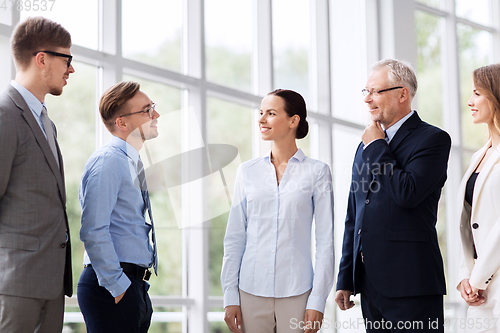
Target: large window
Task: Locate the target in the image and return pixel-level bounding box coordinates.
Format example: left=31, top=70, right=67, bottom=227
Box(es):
left=272, top=0, right=311, bottom=102
left=415, top=7, right=449, bottom=309
left=415, top=11, right=443, bottom=127
left=457, top=24, right=492, bottom=152
left=46, top=61, right=98, bottom=333
left=205, top=0, right=252, bottom=91
left=20, top=1, right=99, bottom=50
left=122, top=0, right=183, bottom=71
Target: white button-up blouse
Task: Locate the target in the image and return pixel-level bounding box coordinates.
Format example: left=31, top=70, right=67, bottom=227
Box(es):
left=221, top=148, right=334, bottom=313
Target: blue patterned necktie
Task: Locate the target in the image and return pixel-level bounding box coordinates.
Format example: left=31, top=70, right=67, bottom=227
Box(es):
left=136, top=158, right=158, bottom=275
left=384, top=130, right=389, bottom=143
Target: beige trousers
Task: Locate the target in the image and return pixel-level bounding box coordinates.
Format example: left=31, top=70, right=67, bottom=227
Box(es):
left=239, top=289, right=311, bottom=333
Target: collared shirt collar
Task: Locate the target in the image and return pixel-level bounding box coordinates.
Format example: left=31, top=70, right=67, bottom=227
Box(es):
left=109, top=135, right=141, bottom=166
left=384, top=110, right=415, bottom=143
left=264, top=147, right=306, bottom=163
left=10, top=80, right=44, bottom=117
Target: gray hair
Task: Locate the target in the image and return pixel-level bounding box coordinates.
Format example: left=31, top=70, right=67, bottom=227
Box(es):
left=372, top=59, right=418, bottom=99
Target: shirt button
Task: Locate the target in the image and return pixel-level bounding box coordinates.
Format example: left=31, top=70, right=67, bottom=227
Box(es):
left=358, top=229, right=361, bottom=235
left=472, top=223, right=479, bottom=229
left=60, top=243, right=66, bottom=248
left=365, top=199, right=370, bottom=204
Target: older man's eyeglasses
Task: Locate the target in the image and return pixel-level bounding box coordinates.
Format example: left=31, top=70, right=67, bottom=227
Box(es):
left=362, top=86, right=403, bottom=97
left=33, top=50, right=73, bottom=68
left=119, top=103, right=157, bottom=118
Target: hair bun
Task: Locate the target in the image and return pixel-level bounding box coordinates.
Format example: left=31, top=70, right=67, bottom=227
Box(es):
left=268, top=89, right=309, bottom=140
left=296, top=119, right=309, bottom=139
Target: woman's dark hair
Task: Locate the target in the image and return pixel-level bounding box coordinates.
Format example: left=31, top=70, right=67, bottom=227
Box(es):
left=268, top=89, right=309, bottom=139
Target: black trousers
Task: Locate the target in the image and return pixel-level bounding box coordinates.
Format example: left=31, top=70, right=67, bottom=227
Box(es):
left=359, top=260, right=444, bottom=333
left=77, top=266, right=153, bottom=333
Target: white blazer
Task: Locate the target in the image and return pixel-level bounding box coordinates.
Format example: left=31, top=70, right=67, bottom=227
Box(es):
left=458, top=140, right=500, bottom=290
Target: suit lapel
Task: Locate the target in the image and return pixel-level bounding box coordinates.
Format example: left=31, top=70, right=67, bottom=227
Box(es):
left=457, top=142, right=489, bottom=204
left=471, top=142, right=500, bottom=216
left=355, top=143, right=372, bottom=201
left=6, top=86, right=66, bottom=204
left=55, top=140, right=66, bottom=203
left=366, top=112, right=420, bottom=197
left=388, top=112, right=421, bottom=151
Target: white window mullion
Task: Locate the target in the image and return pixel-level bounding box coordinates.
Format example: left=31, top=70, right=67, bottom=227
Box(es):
left=252, top=0, right=273, bottom=158
left=183, top=0, right=209, bottom=332
left=441, top=1, right=466, bottom=323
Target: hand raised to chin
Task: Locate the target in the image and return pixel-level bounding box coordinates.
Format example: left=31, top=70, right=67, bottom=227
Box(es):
left=362, top=120, right=385, bottom=146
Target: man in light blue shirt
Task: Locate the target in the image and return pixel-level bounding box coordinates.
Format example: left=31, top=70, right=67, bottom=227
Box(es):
left=77, top=81, right=160, bottom=333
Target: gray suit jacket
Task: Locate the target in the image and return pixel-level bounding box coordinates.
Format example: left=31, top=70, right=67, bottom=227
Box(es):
left=0, top=85, right=72, bottom=299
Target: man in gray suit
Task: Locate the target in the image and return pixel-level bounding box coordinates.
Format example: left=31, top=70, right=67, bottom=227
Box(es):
left=0, top=17, right=75, bottom=332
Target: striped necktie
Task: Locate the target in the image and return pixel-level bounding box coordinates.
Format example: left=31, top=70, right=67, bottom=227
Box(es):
left=136, top=158, right=158, bottom=275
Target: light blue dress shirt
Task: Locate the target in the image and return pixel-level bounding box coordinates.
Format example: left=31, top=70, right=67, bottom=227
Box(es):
left=79, top=136, right=154, bottom=297
left=384, top=109, right=415, bottom=143
left=221, top=148, right=334, bottom=313
left=10, top=80, right=48, bottom=138
left=364, top=110, right=415, bottom=149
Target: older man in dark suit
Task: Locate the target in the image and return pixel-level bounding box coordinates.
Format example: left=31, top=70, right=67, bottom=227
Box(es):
left=336, top=59, right=451, bottom=332
left=0, top=17, right=74, bottom=332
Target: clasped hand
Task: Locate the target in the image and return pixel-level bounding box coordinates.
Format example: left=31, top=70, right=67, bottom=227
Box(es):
left=458, top=279, right=485, bottom=306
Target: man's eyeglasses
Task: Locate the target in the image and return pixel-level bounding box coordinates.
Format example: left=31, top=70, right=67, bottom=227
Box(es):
left=33, top=50, right=73, bottom=68
left=362, top=86, right=403, bottom=97
left=119, top=103, right=157, bottom=118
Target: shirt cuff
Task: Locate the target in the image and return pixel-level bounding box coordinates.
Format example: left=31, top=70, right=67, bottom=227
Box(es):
left=305, top=294, right=327, bottom=313
left=223, top=289, right=241, bottom=308
left=106, top=272, right=131, bottom=298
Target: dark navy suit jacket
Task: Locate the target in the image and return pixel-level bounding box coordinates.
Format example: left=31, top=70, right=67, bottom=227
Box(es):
left=337, top=112, right=450, bottom=298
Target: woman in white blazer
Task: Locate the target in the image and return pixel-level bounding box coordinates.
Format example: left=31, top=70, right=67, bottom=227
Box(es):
left=457, top=64, right=500, bottom=332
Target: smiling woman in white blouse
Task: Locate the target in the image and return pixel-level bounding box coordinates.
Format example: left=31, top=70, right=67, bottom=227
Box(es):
left=221, top=89, right=334, bottom=333
left=457, top=64, right=500, bottom=331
